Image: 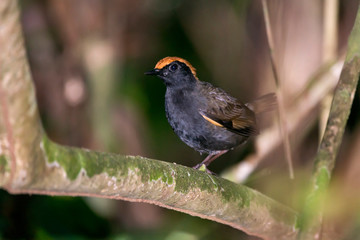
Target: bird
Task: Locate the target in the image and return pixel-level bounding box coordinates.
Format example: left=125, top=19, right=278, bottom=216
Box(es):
left=145, top=56, right=276, bottom=173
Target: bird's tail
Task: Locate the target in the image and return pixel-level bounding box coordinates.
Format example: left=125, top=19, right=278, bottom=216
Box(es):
left=246, top=93, right=277, bottom=114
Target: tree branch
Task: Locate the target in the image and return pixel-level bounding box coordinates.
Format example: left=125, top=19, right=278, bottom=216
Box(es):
left=299, top=3, right=360, bottom=238
left=0, top=1, right=299, bottom=239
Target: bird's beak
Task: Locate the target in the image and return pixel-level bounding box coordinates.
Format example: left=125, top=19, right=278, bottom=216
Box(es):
left=144, top=69, right=160, bottom=76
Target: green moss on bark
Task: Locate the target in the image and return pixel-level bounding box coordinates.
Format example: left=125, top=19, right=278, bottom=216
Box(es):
left=0, top=154, right=8, bottom=173
left=42, top=134, right=297, bottom=230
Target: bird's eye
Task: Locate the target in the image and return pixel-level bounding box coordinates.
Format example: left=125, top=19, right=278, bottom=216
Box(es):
left=170, top=63, right=178, bottom=72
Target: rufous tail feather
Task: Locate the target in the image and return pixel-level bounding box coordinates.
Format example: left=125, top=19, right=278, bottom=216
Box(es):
left=245, top=93, right=277, bottom=114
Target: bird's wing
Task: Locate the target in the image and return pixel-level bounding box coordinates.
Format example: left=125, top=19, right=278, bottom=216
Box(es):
left=198, top=82, right=258, bottom=137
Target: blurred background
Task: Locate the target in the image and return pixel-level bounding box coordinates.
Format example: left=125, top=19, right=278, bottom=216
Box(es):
left=1, top=0, right=360, bottom=239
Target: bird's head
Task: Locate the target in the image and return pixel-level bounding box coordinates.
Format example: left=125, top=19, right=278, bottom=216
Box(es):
left=145, top=57, right=198, bottom=87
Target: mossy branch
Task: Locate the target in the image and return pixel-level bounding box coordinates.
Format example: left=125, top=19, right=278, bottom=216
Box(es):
left=0, top=1, right=299, bottom=239
left=298, top=3, right=360, bottom=238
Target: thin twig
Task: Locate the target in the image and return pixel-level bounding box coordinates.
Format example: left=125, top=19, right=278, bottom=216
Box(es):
left=261, top=0, right=294, bottom=179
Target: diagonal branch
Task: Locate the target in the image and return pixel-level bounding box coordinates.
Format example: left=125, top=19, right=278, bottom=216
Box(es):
left=299, top=3, right=360, bottom=238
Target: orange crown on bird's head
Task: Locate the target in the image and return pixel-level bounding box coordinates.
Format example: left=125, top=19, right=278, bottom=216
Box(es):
left=154, top=56, right=198, bottom=80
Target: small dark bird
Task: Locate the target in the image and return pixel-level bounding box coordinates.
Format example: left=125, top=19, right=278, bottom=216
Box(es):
left=146, top=57, right=276, bottom=172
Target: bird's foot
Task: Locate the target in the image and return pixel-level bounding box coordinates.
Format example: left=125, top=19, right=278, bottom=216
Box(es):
left=192, top=163, right=204, bottom=170
left=192, top=163, right=216, bottom=175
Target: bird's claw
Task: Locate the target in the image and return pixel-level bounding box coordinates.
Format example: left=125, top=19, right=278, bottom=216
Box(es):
left=192, top=163, right=216, bottom=175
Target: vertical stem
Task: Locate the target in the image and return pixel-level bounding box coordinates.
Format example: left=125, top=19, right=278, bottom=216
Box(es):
left=299, top=3, right=360, bottom=238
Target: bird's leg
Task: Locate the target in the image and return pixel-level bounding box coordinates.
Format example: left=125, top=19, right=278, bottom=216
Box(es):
left=193, top=154, right=213, bottom=170
left=192, top=150, right=228, bottom=172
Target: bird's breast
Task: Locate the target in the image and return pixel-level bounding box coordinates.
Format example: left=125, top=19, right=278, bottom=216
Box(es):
left=165, top=89, right=202, bottom=132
